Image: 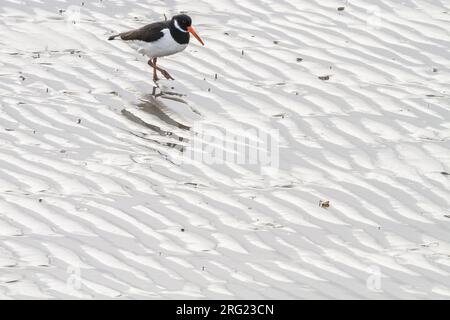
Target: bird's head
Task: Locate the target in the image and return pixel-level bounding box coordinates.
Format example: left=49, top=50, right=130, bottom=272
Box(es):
left=172, top=14, right=205, bottom=46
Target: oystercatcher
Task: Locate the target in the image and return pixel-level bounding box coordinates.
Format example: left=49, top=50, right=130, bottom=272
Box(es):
left=108, top=14, right=204, bottom=82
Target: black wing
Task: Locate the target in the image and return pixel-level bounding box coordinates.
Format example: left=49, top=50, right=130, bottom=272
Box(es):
left=109, top=21, right=167, bottom=42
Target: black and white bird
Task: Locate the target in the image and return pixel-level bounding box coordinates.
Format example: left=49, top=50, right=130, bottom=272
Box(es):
left=108, top=14, right=204, bottom=82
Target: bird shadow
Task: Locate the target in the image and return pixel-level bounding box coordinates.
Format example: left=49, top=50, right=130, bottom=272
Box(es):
left=121, top=92, right=191, bottom=151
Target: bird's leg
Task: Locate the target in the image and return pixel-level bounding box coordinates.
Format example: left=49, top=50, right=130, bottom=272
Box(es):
left=148, top=58, right=159, bottom=82
left=153, top=58, right=175, bottom=80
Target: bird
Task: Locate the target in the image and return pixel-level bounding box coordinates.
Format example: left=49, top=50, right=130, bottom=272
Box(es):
left=108, top=14, right=204, bottom=82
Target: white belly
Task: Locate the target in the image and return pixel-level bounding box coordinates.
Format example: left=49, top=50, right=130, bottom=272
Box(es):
left=128, top=29, right=188, bottom=58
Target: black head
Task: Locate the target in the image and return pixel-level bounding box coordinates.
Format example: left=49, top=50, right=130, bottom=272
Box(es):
left=172, top=14, right=192, bottom=31
left=171, top=14, right=204, bottom=46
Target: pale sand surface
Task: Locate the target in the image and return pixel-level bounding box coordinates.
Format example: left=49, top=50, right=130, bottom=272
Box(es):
left=0, top=0, right=450, bottom=299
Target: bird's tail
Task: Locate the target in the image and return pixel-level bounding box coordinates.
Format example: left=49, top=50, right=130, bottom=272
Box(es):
left=108, top=34, right=119, bottom=41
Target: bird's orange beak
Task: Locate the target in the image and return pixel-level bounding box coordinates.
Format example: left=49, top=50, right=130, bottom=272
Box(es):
left=187, top=26, right=205, bottom=46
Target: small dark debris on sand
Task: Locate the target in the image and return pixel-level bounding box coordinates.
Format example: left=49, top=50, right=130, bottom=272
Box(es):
left=338, top=7, right=345, bottom=11
left=184, top=182, right=198, bottom=187
left=319, top=200, right=330, bottom=208
left=297, top=58, right=303, bottom=62
left=319, top=75, right=331, bottom=81
left=441, top=172, right=450, bottom=176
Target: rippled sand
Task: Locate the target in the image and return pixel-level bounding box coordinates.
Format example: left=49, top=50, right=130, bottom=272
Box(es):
left=1, top=0, right=450, bottom=299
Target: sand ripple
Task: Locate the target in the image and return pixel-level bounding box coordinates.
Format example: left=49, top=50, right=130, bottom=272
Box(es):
left=0, top=0, right=450, bottom=298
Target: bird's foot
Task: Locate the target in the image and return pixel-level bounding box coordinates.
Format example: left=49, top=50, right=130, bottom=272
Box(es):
left=152, top=78, right=161, bottom=96
left=160, top=69, right=175, bottom=80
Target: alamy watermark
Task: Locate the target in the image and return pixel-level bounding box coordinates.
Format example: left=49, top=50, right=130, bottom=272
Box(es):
left=179, top=123, right=280, bottom=172
left=366, top=265, right=383, bottom=293
left=63, top=5, right=82, bottom=26
left=366, top=5, right=383, bottom=29
left=341, top=1, right=385, bottom=29
left=66, top=265, right=83, bottom=291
